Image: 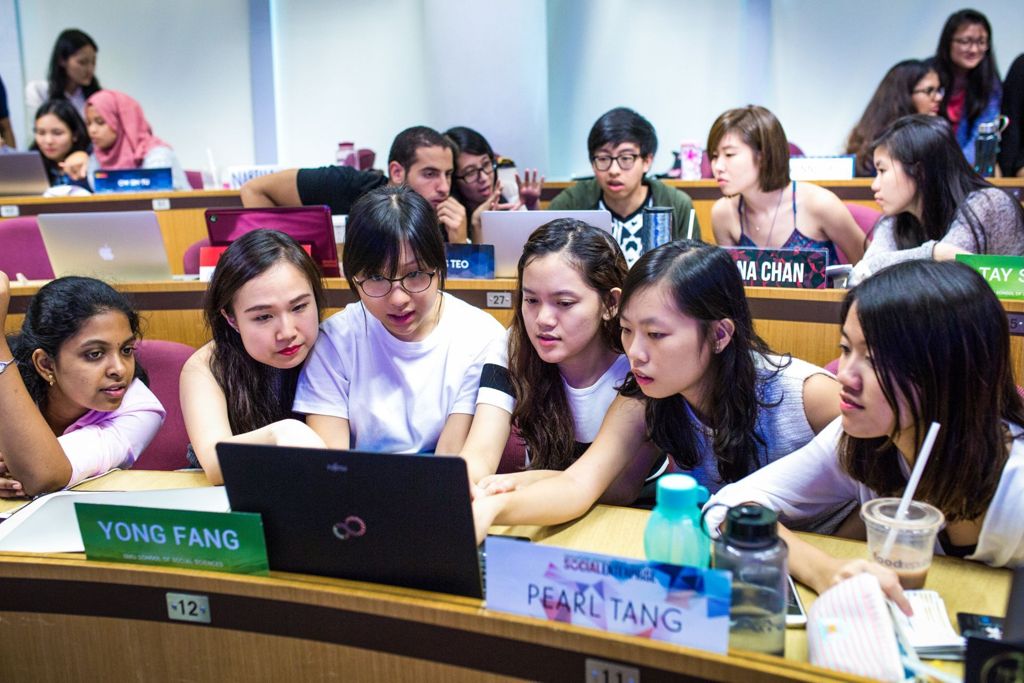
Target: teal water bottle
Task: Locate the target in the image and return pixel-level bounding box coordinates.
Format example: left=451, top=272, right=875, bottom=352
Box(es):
left=643, top=474, right=710, bottom=568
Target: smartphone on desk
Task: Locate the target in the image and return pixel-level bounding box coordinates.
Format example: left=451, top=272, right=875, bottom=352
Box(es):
left=787, top=574, right=808, bottom=627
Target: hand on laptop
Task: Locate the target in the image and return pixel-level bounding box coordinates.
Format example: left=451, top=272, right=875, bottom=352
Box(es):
left=0, top=453, right=25, bottom=498
left=436, top=196, right=469, bottom=243
left=515, top=169, right=545, bottom=210
left=60, top=151, right=90, bottom=181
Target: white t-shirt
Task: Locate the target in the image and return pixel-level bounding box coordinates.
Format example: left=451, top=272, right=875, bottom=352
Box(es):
left=293, top=292, right=504, bottom=454
left=707, top=418, right=1024, bottom=567
left=475, top=328, right=630, bottom=445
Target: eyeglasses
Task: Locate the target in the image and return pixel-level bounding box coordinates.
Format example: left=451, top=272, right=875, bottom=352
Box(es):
left=354, top=270, right=436, bottom=298
left=591, top=153, right=641, bottom=171
left=455, top=163, right=496, bottom=183
left=912, top=86, right=945, bottom=98
left=952, top=37, right=989, bottom=49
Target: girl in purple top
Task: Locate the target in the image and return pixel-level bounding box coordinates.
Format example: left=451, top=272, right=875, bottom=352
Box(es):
left=0, top=273, right=164, bottom=497
left=708, top=105, right=867, bottom=266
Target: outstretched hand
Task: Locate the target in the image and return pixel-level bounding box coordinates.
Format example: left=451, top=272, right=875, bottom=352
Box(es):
left=515, top=169, right=544, bottom=210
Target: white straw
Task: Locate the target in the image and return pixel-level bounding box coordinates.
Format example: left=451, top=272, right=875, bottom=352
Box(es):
left=686, top=208, right=695, bottom=240
left=881, top=422, right=941, bottom=558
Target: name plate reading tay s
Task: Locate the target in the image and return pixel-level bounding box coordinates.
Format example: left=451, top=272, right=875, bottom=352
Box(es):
left=957, top=254, right=1024, bottom=299
left=484, top=537, right=732, bottom=653
left=75, top=503, right=269, bottom=575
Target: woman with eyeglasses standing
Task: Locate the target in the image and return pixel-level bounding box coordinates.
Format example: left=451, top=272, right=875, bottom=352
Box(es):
left=847, top=59, right=943, bottom=177
left=934, top=9, right=1002, bottom=167
left=444, top=126, right=543, bottom=243
left=293, top=185, right=504, bottom=454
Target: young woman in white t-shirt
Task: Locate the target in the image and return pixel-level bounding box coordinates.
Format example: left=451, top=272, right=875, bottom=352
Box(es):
left=459, top=219, right=661, bottom=502
left=472, top=241, right=840, bottom=540
left=293, top=185, right=504, bottom=454
left=709, top=260, right=1024, bottom=611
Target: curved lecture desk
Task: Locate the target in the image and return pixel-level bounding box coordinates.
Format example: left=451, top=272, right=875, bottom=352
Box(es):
left=6, top=279, right=1024, bottom=380
left=0, top=471, right=1010, bottom=682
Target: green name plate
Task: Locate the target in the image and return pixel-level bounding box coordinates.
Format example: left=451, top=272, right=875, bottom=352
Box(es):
left=75, top=503, right=270, bottom=575
left=956, top=254, right=1024, bottom=299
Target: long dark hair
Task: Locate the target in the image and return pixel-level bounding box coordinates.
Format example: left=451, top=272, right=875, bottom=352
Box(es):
left=847, top=59, right=934, bottom=177
left=8, top=276, right=144, bottom=410
left=29, top=99, right=90, bottom=183
left=871, top=114, right=1024, bottom=250
left=46, top=29, right=101, bottom=100
left=205, top=230, right=326, bottom=434
left=509, top=219, right=628, bottom=470
left=620, top=241, right=784, bottom=483
left=445, top=126, right=497, bottom=211
left=935, top=9, right=999, bottom=129
left=838, top=260, right=1023, bottom=522
left=343, top=185, right=447, bottom=292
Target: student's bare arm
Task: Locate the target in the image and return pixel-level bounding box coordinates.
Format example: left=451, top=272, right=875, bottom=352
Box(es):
left=306, top=414, right=352, bottom=450
left=240, top=169, right=302, bottom=208
left=458, top=403, right=512, bottom=483
left=436, top=412, right=474, bottom=456
left=802, top=372, right=841, bottom=434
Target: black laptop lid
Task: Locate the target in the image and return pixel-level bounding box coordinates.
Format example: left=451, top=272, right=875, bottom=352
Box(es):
left=217, top=443, right=482, bottom=599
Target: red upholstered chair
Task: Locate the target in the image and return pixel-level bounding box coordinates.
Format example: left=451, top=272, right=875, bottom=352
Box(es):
left=0, top=217, right=55, bottom=279
left=840, top=203, right=882, bottom=265
left=825, top=358, right=840, bottom=375
left=183, top=238, right=211, bottom=275
left=356, top=148, right=376, bottom=171
left=133, top=339, right=196, bottom=470
left=184, top=170, right=204, bottom=190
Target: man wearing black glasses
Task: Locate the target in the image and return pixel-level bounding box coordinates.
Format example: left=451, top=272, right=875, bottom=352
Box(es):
left=241, top=126, right=469, bottom=243
left=550, top=107, right=701, bottom=267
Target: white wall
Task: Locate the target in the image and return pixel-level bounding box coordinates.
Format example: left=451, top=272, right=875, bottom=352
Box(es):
left=0, top=0, right=26, bottom=148
left=17, top=0, right=253, bottom=171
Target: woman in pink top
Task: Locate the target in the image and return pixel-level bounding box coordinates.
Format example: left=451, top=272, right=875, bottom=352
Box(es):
left=0, top=273, right=165, bottom=497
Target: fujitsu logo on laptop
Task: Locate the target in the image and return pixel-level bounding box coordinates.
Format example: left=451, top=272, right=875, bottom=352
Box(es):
left=332, top=516, right=366, bottom=540
left=326, top=462, right=348, bottom=473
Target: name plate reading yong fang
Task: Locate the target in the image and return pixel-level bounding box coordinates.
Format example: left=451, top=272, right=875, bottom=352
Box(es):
left=445, top=243, right=495, bottom=279
left=75, top=503, right=269, bottom=575
left=484, top=537, right=732, bottom=653
left=957, top=254, right=1024, bottom=299
left=725, top=247, right=829, bottom=288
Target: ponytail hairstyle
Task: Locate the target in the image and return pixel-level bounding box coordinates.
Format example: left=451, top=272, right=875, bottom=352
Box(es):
left=837, top=260, right=1023, bottom=522
left=619, top=241, right=785, bottom=483
left=509, top=218, right=627, bottom=470
left=205, top=229, right=325, bottom=434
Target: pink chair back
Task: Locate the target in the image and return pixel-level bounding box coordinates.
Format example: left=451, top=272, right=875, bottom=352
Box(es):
left=183, top=238, right=211, bottom=275
left=497, top=426, right=527, bottom=474
left=356, top=148, right=376, bottom=170
left=839, top=203, right=881, bottom=265
left=184, top=170, right=204, bottom=190
left=133, top=339, right=196, bottom=470
left=0, top=217, right=55, bottom=279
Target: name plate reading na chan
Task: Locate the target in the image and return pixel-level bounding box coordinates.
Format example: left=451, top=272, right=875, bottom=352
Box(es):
left=75, top=503, right=269, bottom=575
left=725, top=247, right=829, bottom=288
left=957, top=254, right=1024, bottom=299
left=484, top=537, right=732, bottom=653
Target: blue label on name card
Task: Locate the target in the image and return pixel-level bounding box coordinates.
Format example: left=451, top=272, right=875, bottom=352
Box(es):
left=725, top=247, right=829, bottom=288
left=445, top=243, right=495, bottom=279
left=93, top=168, right=174, bottom=193
left=484, top=537, right=732, bottom=653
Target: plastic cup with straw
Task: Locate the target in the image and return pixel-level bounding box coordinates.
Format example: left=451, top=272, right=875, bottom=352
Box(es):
left=880, top=422, right=941, bottom=558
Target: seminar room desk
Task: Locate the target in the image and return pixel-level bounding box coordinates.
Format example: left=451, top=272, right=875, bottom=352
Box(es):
left=6, top=279, right=1024, bottom=379
left=0, top=470, right=1010, bottom=682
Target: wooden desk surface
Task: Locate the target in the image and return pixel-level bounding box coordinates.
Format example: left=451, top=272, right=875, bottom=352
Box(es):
left=0, top=470, right=1009, bottom=682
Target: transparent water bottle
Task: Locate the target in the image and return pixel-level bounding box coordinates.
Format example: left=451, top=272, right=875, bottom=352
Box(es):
left=712, top=504, right=788, bottom=655
left=643, top=474, right=710, bottom=568
left=336, top=141, right=356, bottom=167
left=974, top=116, right=1009, bottom=177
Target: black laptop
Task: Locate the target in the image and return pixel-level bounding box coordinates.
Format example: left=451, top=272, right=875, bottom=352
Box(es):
left=217, top=443, right=483, bottom=599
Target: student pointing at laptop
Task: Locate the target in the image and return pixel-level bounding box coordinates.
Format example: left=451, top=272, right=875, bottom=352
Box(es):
left=241, top=126, right=470, bottom=243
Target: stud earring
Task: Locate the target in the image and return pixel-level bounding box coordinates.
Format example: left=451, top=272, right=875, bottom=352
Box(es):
left=48, top=375, right=55, bottom=386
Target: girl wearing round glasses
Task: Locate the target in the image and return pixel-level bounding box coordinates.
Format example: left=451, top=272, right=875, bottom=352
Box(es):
left=294, top=185, right=504, bottom=454
left=934, top=9, right=1001, bottom=166
left=847, top=59, right=943, bottom=177
left=444, top=126, right=543, bottom=243
left=708, top=105, right=867, bottom=264
left=851, top=115, right=1024, bottom=283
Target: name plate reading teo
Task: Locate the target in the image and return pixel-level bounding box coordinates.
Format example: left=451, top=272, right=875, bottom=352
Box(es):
left=445, top=243, right=495, bottom=279
left=725, top=247, right=829, bottom=288
left=957, top=254, right=1024, bottom=299
left=75, top=503, right=269, bottom=575
left=484, top=537, right=732, bottom=653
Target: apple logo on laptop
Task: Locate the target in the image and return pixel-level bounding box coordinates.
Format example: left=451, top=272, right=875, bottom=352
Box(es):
left=98, top=244, right=115, bottom=261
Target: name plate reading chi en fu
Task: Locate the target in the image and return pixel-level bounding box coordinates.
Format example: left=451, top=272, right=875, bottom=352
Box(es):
left=75, top=503, right=269, bottom=575
left=484, top=537, right=732, bottom=653
left=445, top=243, right=495, bottom=279
left=725, top=247, right=829, bottom=288
left=957, top=254, right=1024, bottom=299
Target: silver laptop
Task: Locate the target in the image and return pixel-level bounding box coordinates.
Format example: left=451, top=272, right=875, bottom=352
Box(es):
left=37, top=211, right=174, bottom=281
left=0, top=151, right=50, bottom=196
left=479, top=209, right=612, bottom=277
